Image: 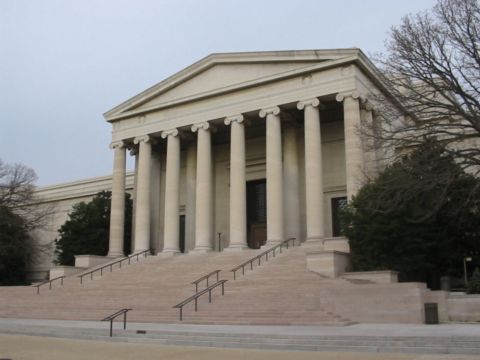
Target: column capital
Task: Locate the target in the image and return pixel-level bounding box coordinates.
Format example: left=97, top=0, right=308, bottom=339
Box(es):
left=109, top=140, right=125, bottom=150
left=161, top=128, right=179, bottom=139
left=361, top=98, right=375, bottom=112
left=191, top=121, right=210, bottom=132
left=336, top=91, right=361, bottom=103
left=133, top=134, right=151, bottom=144
left=224, top=114, right=244, bottom=126
left=297, top=98, right=320, bottom=110
left=259, top=106, right=280, bottom=118
left=129, top=146, right=138, bottom=156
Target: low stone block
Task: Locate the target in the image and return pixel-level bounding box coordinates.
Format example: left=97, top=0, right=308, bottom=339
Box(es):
left=49, top=266, right=83, bottom=280
left=342, top=270, right=399, bottom=284
left=322, top=237, right=350, bottom=253
left=74, top=255, right=114, bottom=268
left=305, top=250, right=350, bottom=278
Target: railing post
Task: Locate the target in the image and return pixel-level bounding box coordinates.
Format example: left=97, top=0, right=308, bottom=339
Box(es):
left=216, top=271, right=219, bottom=282
left=110, top=319, right=113, bottom=337
left=242, top=265, right=245, bottom=275
left=209, top=289, right=212, bottom=303
left=222, top=282, right=225, bottom=295
left=123, top=311, right=127, bottom=330
left=195, top=283, right=198, bottom=293
left=180, top=307, right=183, bottom=321
left=250, top=261, right=253, bottom=270
left=233, top=270, right=236, bottom=280
left=195, top=298, right=198, bottom=311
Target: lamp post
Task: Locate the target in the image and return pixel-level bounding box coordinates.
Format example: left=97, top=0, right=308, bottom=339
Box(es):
left=464, top=256, right=472, bottom=286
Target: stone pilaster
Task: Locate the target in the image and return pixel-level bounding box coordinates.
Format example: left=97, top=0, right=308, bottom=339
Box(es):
left=191, top=122, right=213, bottom=252
left=336, top=91, right=364, bottom=200
left=108, top=141, right=126, bottom=257
left=161, top=129, right=181, bottom=254
left=132, top=135, right=152, bottom=252
left=224, top=115, right=247, bottom=250
left=259, top=106, right=284, bottom=244
left=298, top=98, right=325, bottom=242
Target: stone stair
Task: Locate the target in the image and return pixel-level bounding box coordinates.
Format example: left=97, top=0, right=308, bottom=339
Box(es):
left=0, top=245, right=353, bottom=325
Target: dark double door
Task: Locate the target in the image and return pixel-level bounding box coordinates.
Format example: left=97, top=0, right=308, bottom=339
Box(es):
left=246, top=179, right=267, bottom=249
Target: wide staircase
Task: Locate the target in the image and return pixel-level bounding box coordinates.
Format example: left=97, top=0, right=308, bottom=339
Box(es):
left=0, top=244, right=351, bottom=325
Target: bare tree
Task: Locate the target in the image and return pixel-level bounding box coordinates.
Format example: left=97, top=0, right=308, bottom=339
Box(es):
left=371, top=0, right=480, bottom=174
left=0, top=159, right=55, bottom=284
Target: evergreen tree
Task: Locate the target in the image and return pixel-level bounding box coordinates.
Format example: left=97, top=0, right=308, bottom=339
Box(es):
left=467, top=268, right=480, bottom=294
left=342, top=142, right=480, bottom=287
left=54, top=191, right=132, bottom=265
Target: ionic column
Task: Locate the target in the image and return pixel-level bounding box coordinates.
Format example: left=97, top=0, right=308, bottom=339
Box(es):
left=259, top=106, right=284, bottom=244
left=298, top=98, right=325, bottom=241
left=191, top=122, right=213, bottom=252
left=336, top=92, right=364, bottom=199
left=108, top=141, right=126, bottom=257
left=283, top=122, right=301, bottom=244
left=185, top=144, right=197, bottom=252
left=133, top=135, right=152, bottom=252
left=161, top=129, right=181, bottom=254
left=224, top=115, right=247, bottom=250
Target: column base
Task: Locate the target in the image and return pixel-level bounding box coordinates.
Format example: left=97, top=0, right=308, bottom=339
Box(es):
left=224, top=244, right=249, bottom=251
left=266, top=238, right=284, bottom=245
left=158, top=249, right=181, bottom=257
left=107, top=251, right=124, bottom=258
left=302, top=236, right=325, bottom=251
left=190, top=246, right=213, bottom=254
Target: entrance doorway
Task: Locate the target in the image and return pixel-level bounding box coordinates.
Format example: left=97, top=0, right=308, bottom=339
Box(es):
left=246, top=179, right=267, bottom=249
left=179, top=215, right=185, bottom=253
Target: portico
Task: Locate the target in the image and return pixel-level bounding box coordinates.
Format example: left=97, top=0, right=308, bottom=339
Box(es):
left=105, top=49, right=377, bottom=256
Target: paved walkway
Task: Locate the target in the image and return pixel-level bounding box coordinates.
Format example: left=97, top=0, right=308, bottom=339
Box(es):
left=1, top=318, right=480, bottom=360
left=1, top=333, right=479, bottom=360
left=1, top=318, right=480, bottom=338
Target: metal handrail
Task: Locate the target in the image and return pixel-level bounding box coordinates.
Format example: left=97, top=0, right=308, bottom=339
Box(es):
left=101, top=308, right=132, bottom=337
left=192, top=269, right=221, bottom=293
left=230, top=238, right=296, bottom=280
left=32, top=275, right=66, bottom=295
left=173, top=280, right=227, bottom=321
left=78, top=249, right=152, bottom=284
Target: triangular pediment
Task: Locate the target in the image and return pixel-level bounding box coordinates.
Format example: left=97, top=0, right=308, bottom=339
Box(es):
left=104, top=49, right=363, bottom=121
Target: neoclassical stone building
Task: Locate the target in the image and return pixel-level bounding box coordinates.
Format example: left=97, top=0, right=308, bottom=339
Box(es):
left=102, top=48, right=386, bottom=258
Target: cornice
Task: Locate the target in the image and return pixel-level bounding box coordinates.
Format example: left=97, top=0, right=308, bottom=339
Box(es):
left=34, top=172, right=135, bottom=204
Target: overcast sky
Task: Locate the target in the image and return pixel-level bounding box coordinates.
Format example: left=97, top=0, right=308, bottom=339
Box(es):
left=1, top=0, right=438, bottom=186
